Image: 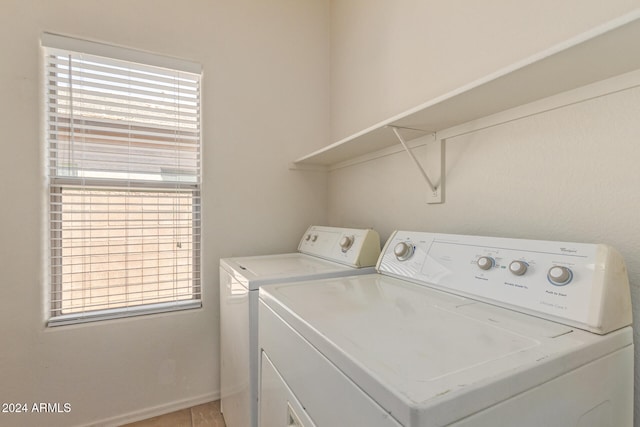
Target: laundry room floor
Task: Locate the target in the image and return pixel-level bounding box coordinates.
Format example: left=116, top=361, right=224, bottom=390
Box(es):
left=120, top=400, right=226, bottom=427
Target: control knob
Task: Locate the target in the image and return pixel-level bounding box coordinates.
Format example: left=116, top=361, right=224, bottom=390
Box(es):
left=339, top=235, right=354, bottom=252
left=547, top=266, right=573, bottom=285
left=311, top=234, right=318, bottom=242
left=476, top=256, right=495, bottom=270
left=509, top=260, right=528, bottom=276
left=393, top=242, right=414, bottom=261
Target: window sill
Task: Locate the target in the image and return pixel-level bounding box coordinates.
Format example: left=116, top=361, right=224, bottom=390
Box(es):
left=47, top=300, right=202, bottom=327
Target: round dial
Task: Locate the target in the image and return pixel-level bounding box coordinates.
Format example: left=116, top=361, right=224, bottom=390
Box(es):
left=393, top=242, right=414, bottom=261
left=476, top=256, right=495, bottom=270
left=547, top=266, right=573, bottom=285
left=339, top=235, right=354, bottom=252
left=305, top=234, right=311, bottom=241
left=509, top=260, right=528, bottom=276
left=311, top=235, right=318, bottom=242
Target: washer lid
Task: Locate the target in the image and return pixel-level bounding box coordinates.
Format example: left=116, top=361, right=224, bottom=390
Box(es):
left=220, top=253, right=372, bottom=290
left=260, top=275, right=631, bottom=426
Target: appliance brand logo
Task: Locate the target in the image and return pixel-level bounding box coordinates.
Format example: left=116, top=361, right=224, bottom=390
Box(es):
left=560, top=247, right=578, bottom=254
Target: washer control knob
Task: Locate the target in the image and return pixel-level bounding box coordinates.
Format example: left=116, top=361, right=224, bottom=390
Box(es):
left=509, top=260, right=528, bottom=276
left=393, top=242, right=414, bottom=261
left=311, top=234, right=318, bottom=242
left=476, top=256, right=495, bottom=270
left=548, top=266, right=573, bottom=285
left=339, top=235, right=354, bottom=252
left=305, top=234, right=311, bottom=241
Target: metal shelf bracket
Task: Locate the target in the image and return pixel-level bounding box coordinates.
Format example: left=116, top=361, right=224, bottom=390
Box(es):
left=389, top=126, right=445, bottom=204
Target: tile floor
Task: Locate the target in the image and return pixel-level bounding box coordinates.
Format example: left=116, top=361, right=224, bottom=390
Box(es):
left=121, top=400, right=226, bottom=427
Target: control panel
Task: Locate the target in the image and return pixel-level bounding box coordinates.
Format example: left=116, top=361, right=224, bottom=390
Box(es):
left=377, top=231, right=631, bottom=335
left=298, top=226, right=381, bottom=268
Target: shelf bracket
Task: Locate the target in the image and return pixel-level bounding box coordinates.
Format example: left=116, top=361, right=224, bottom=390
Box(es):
left=390, top=126, right=445, bottom=204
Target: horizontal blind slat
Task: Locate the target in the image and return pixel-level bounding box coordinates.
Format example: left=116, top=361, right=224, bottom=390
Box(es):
left=48, top=156, right=199, bottom=175
left=47, top=105, right=199, bottom=125
left=48, top=86, right=199, bottom=111
left=49, top=148, right=200, bottom=164
left=48, top=92, right=198, bottom=116
left=46, top=57, right=200, bottom=88
left=48, top=116, right=200, bottom=139
left=50, top=178, right=201, bottom=189
left=46, top=56, right=200, bottom=91
left=46, top=63, right=199, bottom=96
left=48, top=75, right=199, bottom=105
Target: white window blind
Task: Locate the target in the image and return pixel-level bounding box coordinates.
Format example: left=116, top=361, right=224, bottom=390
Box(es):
left=44, top=34, right=202, bottom=326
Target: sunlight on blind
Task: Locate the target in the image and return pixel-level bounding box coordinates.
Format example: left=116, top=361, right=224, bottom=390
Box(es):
left=44, top=35, right=202, bottom=325
left=46, top=54, right=199, bottom=183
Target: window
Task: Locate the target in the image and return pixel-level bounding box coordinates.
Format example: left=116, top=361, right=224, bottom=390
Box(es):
left=43, top=34, right=202, bottom=326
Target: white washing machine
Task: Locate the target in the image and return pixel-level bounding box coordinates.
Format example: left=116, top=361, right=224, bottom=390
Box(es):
left=259, top=231, right=633, bottom=427
left=220, top=225, right=381, bottom=427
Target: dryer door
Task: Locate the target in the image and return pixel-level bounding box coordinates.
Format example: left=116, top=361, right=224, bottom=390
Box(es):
left=261, top=351, right=316, bottom=427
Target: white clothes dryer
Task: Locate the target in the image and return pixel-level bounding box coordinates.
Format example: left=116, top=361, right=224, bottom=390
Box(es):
left=219, top=225, right=381, bottom=427
left=259, top=231, right=633, bottom=427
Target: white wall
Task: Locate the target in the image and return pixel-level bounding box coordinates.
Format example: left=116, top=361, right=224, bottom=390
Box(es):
left=0, top=1, right=328, bottom=426
left=327, top=0, right=640, bottom=424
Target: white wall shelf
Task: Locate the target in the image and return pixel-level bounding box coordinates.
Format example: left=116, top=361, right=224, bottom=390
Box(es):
left=292, top=10, right=640, bottom=171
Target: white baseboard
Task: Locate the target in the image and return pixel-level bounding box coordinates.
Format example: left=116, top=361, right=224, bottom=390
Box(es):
left=81, top=391, right=221, bottom=427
